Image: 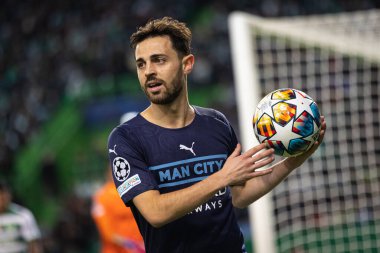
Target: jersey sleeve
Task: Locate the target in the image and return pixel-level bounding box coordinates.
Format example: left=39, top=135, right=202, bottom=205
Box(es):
left=210, top=108, right=239, bottom=155
left=194, top=106, right=239, bottom=155
left=108, top=126, right=158, bottom=206
left=228, top=123, right=239, bottom=154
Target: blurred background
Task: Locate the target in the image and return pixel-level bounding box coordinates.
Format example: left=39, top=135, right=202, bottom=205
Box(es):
left=1, top=0, right=379, bottom=252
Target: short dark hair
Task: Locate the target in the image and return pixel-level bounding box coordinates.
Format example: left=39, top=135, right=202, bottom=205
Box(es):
left=130, top=17, right=192, bottom=57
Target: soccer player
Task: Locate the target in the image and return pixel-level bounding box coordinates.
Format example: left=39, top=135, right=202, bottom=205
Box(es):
left=91, top=167, right=145, bottom=253
left=0, top=180, right=43, bottom=253
left=107, top=17, right=326, bottom=253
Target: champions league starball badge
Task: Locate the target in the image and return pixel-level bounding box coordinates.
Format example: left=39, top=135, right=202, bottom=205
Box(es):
left=113, top=157, right=130, bottom=181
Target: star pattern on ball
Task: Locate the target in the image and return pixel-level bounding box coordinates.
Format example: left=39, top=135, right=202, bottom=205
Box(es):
left=258, top=98, right=279, bottom=119
left=303, top=120, right=320, bottom=143
left=269, top=118, right=303, bottom=150
left=256, top=129, right=268, bottom=143
left=253, top=88, right=321, bottom=157
left=285, top=90, right=315, bottom=118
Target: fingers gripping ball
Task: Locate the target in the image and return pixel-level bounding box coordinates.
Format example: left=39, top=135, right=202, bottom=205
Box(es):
left=253, top=88, right=321, bottom=157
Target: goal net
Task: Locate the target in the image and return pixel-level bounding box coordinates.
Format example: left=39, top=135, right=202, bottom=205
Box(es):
left=228, top=10, right=380, bottom=253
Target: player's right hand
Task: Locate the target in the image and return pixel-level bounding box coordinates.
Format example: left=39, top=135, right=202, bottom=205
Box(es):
left=221, top=143, right=275, bottom=186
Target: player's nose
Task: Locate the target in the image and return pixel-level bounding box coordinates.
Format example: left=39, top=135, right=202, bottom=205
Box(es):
left=145, top=62, right=156, bottom=76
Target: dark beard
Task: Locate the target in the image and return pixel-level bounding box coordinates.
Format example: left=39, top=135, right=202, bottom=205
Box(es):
left=149, top=84, right=183, bottom=105
left=144, top=68, right=184, bottom=105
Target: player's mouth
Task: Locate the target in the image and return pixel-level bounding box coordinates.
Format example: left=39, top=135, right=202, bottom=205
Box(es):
left=146, top=81, right=164, bottom=93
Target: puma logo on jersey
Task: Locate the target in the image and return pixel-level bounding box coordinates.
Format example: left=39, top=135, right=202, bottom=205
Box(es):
left=179, top=142, right=196, bottom=156
left=109, top=144, right=117, bottom=155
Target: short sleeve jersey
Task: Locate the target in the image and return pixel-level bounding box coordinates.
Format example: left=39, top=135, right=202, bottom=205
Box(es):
left=0, top=203, right=41, bottom=253
left=107, top=106, right=246, bottom=253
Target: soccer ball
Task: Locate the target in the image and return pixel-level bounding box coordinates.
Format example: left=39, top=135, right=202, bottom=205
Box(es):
left=113, top=157, right=130, bottom=181
left=253, top=88, right=321, bottom=157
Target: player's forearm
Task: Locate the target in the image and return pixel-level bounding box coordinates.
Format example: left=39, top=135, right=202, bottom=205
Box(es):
left=161, top=174, right=225, bottom=223
left=231, top=127, right=326, bottom=209
left=134, top=171, right=227, bottom=228
left=135, top=144, right=276, bottom=227
left=231, top=158, right=294, bottom=208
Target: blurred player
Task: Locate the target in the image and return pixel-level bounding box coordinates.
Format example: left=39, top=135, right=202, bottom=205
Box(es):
left=107, top=17, right=326, bottom=253
left=0, top=180, right=43, bottom=253
left=91, top=166, right=144, bottom=253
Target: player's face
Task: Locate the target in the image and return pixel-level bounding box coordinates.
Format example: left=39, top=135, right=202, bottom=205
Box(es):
left=135, top=36, right=187, bottom=105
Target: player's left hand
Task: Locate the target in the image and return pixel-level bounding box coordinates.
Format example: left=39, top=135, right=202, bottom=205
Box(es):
left=285, top=115, right=326, bottom=168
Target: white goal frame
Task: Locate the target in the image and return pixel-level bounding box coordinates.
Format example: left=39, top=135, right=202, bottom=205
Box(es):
left=228, top=10, right=380, bottom=253
left=228, top=12, right=276, bottom=253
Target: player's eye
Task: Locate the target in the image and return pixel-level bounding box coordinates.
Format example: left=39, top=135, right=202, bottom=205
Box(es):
left=153, top=57, right=166, bottom=64
left=136, top=62, right=145, bottom=69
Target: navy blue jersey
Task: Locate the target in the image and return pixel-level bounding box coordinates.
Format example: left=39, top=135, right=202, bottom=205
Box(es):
left=107, top=106, right=246, bottom=253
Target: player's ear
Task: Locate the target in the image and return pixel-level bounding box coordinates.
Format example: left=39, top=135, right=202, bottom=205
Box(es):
left=182, top=54, right=194, bottom=74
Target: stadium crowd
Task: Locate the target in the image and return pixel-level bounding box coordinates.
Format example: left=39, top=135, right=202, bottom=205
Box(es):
left=0, top=0, right=378, bottom=252
left=1, top=0, right=378, bottom=177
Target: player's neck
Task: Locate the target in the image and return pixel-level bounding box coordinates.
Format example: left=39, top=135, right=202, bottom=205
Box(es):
left=141, top=98, right=195, bottom=129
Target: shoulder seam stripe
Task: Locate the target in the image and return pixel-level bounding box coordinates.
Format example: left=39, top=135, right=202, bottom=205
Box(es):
left=148, top=154, right=227, bottom=171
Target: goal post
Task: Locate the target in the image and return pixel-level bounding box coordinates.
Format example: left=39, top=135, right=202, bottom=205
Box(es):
left=228, top=13, right=276, bottom=253
left=228, top=10, right=380, bottom=253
